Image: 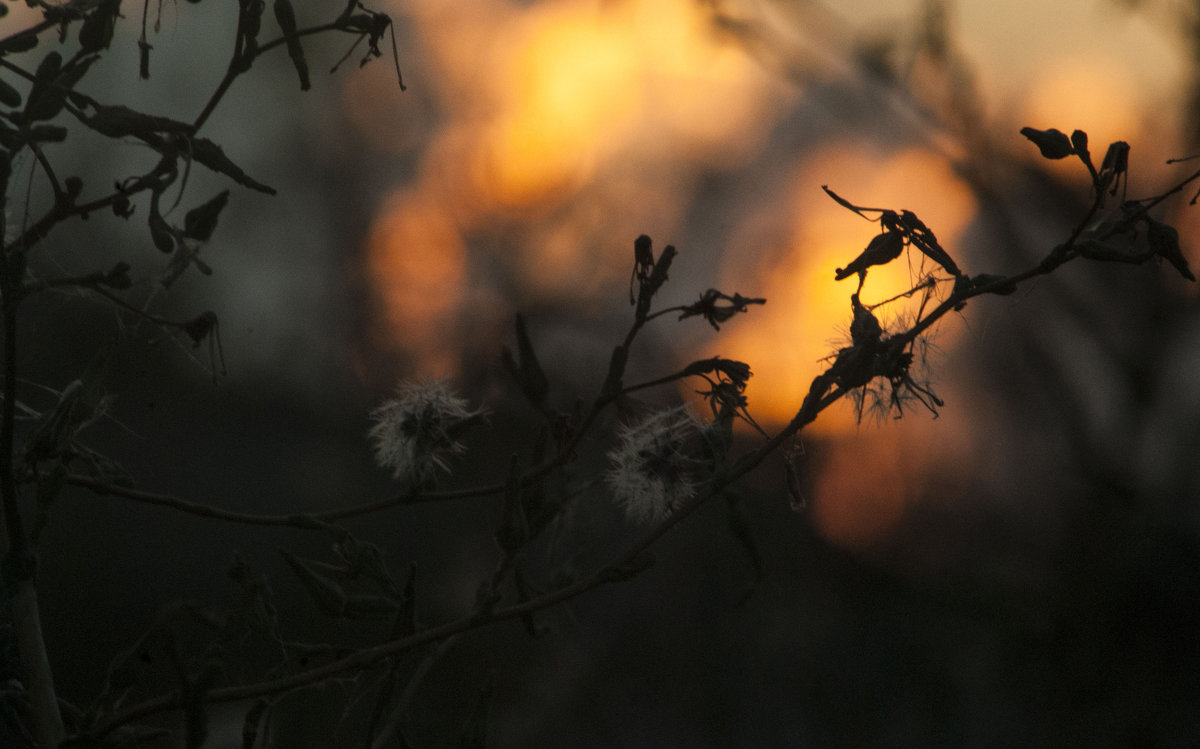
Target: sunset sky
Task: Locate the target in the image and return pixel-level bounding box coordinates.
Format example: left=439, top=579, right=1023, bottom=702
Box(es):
left=353, top=0, right=1190, bottom=380
left=338, top=0, right=1200, bottom=546
left=8, top=0, right=1190, bottom=548
left=8, top=6, right=1198, bottom=741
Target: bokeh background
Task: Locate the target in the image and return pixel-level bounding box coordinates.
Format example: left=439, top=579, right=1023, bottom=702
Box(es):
left=7, top=0, right=1200, bottom=745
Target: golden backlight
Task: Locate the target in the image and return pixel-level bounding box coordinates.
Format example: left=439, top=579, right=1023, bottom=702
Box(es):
left=362, top=0, right=786, bottom=348
left=365, top=188, right=467, bottom=376
left=477, top=5, right=638, bottom=209
left=707, top=144, right=977, bottom=436
left=689, top=144, right=978, bottom=548
left=1016, top=51, right=1200, bottom=275
left=352, top=0, right=1187, bottom=550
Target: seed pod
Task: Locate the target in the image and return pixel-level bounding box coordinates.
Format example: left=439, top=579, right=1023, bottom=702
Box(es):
left=1147, top=219, right=1195, bottom=282
left=1019, top=127, right=1074, bottom=159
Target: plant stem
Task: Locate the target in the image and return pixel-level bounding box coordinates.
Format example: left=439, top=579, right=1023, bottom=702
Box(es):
left=1, top=292, right=63, bottom=747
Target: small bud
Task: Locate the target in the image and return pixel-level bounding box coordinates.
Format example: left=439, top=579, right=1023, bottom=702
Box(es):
left=1147, top=219, right=1195, bottom=282
left=183, top=311, right=219, bottom=347
left=1019, top=127, right=1074, bottom=159
left=64, top=176, right=83, bottom=202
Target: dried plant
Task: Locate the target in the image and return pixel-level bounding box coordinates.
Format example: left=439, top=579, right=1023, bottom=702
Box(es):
left=0, top=2, right=1197, bottom=747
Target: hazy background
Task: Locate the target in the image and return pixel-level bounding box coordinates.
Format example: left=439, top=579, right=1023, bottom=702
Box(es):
left=6, top=0, right=1200, bottom=745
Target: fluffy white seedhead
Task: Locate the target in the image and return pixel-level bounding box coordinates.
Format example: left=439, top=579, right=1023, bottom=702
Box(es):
left=606, top=406, right=707, bottom=524
left=368, top=379, right=483, bottom=485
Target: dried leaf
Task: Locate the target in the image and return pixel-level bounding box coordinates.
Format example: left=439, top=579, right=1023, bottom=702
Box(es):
left=274, top=0, right=311, bottom=90
left=183, top=190, right=230, bottom=241
left=1147, top=219, right=1195, bottom=281
left=148, top=197, right=176, bottom=253
left=87, top=105, right=193, bottom=139
left=79, top=0, right=121, bottom=53
left=189, top=137, right=277, bottom=194
left=25, top=53, right=96, bottom=122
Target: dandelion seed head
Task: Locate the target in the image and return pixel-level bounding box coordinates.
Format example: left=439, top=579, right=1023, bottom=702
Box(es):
left=607, top=406, right=707, bottom=524
left=369, top=379, right=483, bottom=485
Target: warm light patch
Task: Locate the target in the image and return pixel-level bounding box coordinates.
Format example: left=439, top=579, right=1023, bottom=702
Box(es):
left=627, top=0, right=784, bottom=167
left=804, top=376, right=978, bottom=550
left=1020, top=55, right=1143, bottom=172
left=366, top=189, right=468, bottom=374
left=710, top=145, right=976, bottom=435
left=811, top=430, right=911, bottom=549
left=356, top=0, right=788, bottom=332
left=474, top=5, right=640, bottom=210
left=464, top=0, right=783, bottom=212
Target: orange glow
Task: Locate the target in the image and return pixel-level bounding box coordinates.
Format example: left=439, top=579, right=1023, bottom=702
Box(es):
left=463, top=0, right=785, bottom=213
left=366, top=189, right=468, bottom=375
left=343, top=0, right=1197, bottom=555
left=474, top=6, right=637, bottom=210
left=356, top=0, right=788, bottom=328
left=710, top=145, right=977, bottom=436
left=810, top=401, right=976, bottom=549
left=812, top=430, right=911, bottom=549
left=1021, top=56, right=1141, bottom=139
left=1018, top=54, right=1145, bottom=181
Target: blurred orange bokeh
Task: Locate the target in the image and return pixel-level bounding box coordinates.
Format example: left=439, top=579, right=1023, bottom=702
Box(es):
left=353, top=0, right=1191, bottom=550
left=358, top=0, right=788, bottom=338
left=810, top=391, right=978, bottom=549
left=707, top=144, right=978, bottom=436
left=365, top=188, right=467, bottom=376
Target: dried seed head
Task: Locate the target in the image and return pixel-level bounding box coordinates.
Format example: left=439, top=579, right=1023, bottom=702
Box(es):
left=606, top=406, right=708, bottom=524
left=368, top=379, right=484, bottom=485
